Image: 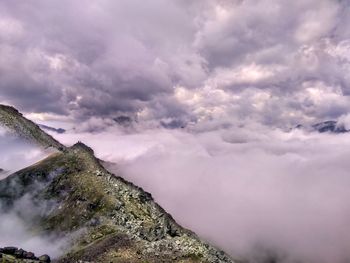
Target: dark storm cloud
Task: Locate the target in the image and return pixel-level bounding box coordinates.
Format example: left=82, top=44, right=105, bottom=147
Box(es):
left=188, top=0, right=350, bottom=126
left=1, top=0, right=350, bottom=126
left=0, top=0, right=206, bottom=119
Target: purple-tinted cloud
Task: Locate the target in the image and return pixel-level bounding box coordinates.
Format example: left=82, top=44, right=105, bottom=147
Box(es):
left=0, top=0, right=350, bottom=127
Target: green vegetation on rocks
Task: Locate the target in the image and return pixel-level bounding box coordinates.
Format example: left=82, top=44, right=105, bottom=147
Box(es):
left=0, top=105, right=240, bottom=263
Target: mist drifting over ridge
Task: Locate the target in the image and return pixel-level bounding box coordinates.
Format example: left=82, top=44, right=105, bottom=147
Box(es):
left=0, top=127, right=67, bottom=258
left=0, top=127, right=53, bottom=179
left=43, top=123, right=350, bottom=263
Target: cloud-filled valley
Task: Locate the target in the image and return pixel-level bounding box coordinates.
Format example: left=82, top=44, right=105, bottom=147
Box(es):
left=48, top=125, right=350, bottom=263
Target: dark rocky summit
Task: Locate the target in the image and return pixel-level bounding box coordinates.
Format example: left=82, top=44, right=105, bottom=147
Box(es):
left=0, top=104, right=240, bottom=263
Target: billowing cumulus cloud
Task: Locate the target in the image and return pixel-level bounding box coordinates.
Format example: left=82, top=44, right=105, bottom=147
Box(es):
left=0, top=0, right=350, bottom=127
left=0, top=0, right=206, bottom=121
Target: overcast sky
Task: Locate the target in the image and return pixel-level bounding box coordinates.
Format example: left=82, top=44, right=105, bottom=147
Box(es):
left=1, top=0, right=350, bottom=128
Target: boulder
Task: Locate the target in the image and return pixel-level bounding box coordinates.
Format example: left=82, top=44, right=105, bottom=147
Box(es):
left=39, top=254, right=51, bottom=262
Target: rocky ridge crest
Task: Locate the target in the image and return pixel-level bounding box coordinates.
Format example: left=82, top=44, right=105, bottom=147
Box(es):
left=0, top=104, right=239, bottom=263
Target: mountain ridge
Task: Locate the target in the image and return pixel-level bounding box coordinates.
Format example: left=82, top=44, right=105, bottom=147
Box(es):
left=0, top=104, right=238, bottom=263
left=0, top=105, right=65, bottom=150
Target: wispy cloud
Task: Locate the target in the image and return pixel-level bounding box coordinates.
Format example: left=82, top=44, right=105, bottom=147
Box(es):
left=0, top=128, right=53, bottom=178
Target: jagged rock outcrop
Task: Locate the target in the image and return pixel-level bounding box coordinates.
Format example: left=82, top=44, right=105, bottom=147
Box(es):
left=0, top=247, right=50, bottom=262
left=0, top=104, right=240, bottom=263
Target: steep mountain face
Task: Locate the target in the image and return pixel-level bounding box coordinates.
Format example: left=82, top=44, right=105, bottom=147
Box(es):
left=0, top=105, right=65, bottom=150
left=0, top=105, right=238, bottom=263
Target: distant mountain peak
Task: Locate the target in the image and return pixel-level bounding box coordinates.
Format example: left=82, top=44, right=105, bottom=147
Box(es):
left=38, top=124, right=66, bottom=134
left=312, top=120, right=348, bottom=133
left=296, top=120, right=349, bottom=134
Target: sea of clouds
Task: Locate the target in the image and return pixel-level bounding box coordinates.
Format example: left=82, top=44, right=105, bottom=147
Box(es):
left=48, top=123, right=350, bottom=263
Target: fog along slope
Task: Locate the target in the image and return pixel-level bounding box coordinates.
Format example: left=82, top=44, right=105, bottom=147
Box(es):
left=0, top=105, right=238, bottom=263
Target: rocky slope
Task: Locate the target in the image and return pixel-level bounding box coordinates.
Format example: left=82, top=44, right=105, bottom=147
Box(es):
left=0, top=104, right=239, bottom=263
left=0, top=105, right=65, bottom=150
left=0, top=247, right=50, bottom=262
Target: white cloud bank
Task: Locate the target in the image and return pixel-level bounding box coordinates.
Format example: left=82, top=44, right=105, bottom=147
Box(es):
left=50, top=124, right=350, bottom=263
